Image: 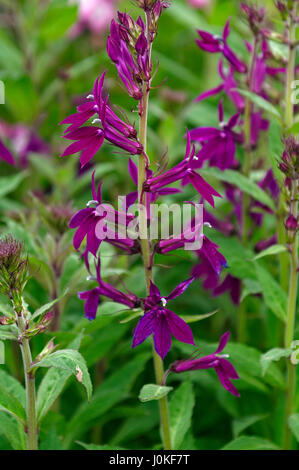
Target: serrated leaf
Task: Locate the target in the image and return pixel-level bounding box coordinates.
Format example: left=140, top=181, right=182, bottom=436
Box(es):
left=139, top=384, right=173, bottom=402
left=0, top=370, right=25, bottom=408
left=261, top=348, right=292, bottom=376
left=34, top=349, right=92, bottom=401
left=169, top=381, right=195, bottom=450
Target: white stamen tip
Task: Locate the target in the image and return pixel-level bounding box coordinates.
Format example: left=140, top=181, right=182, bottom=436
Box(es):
left=161, top=298, right=167, bottom=307
left=87, top=94, right=94, bottom=100
left=86, top=200, right=98, bottom=207
left=204, top=222, right=212, bottom=228
left=92, top=118, right=102, bottom=125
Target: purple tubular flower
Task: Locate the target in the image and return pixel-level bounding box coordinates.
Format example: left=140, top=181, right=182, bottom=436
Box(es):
left=132, top=279, right=195, bottom=359
left=69, top=171, right=136, bottom=257
left=79, top=260, right=139, bottom=320
left=144, top=132, right=222, bottom=207
left=189, top=101, right=242, bottom=170
left=170, top=331, right=240, bottom=397
left=196, top=19, right=247, bottom=74
left=196, top=60, right=245, bottom=111
left=60, top=72, right=143, bottom=167
left=107, top=15, right=151, bottom=100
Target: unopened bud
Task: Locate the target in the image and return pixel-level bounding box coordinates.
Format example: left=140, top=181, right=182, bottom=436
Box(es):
left=286, top=214, right=298, bottom=231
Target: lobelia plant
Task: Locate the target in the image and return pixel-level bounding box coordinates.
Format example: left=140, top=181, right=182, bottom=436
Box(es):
left=189, top=0, right=299, bottom=450
left=61, top=0, right=240, bottom=450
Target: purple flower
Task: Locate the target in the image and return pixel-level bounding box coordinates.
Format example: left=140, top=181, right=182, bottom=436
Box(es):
left=60, top=72, right=143, bottom=167
left=196, top=19, right=247, bottom=74
left=79, top=260, right=139, bottom=320
left=144, top=132, right=222, bottom=207
left=0, top=122, right=49, bottom=167
left=132, top=279, right=195, bottom=358
left=189, top=101, right=243, bottom=170
left=170, top=331, right=240, bottom=397
left=107, top=14, right=151, bottom=100
left=195, top=60, right=245, bottom=111
left=69, top=171, right=136, bottom=257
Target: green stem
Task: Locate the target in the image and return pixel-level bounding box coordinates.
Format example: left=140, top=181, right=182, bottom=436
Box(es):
left=283, top=179, right=298, bottom=450
left=238, top=36, right=259, bottom=343
left=137, top=11, right=172, bottom=451
left=281, top=4, right=298, bottom=450
left=15, top=312, right=38, bottom=450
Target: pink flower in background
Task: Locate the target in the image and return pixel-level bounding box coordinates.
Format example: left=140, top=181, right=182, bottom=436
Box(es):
left=0, top=122, right=48, bottom=167
left=187, top=0, right=210, bottom=8
left=71, top=0, right=117, bottom=36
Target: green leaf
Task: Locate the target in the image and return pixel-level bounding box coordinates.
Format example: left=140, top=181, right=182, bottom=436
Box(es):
left=180, top=310, right=218, bottom=323
left=139, top=384, right=173, bottom=403
left=77, top=442, right=126, bottom=450
left=233, top=415, right=269, bottom=438
left=0, top=412, right=26, bottom=450
left=0, top=370, right=25, bottom=408
left=0, top=30, right=23, bottom=78
left=39, top=3, right=78, bottom=41
left=255, top=264, right=287, bottom=322
left=0, top=384, right=26, bottom=423
left=0, top=173, right=26, bottom=199
left=31, top=291, right=67, bottom=320
left=222, top=436, right=280, bottom=450
left=0, top=329, right=17, bottom=341
left=200, top=168, right=275, bottom=211
left=236, top=89, right=282, bottom=121
left=260, top=348, right=292, bottom=376
left=253, top=244, right=287, bottom=261
left=289, top=414, right=299, bottom=442
left=37, top=333, right=84, bottom=422
left=34, top=349, right=92, bottom=401
left=169, top=381, right=195, bottom=450
left=64, top=354, right=150, bottom=448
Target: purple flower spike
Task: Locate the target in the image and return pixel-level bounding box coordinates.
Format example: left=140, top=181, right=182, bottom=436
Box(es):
left=170, top=331, right=240, bottom=397
left=132, top=279, right=195, bottom=359
left=196, top=19, right=247, bottom=74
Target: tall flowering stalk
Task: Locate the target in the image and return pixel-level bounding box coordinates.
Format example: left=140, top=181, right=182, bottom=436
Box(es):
left=0, top=236, right=37, bottom=449
left=62, top=0, right=240, bottom=450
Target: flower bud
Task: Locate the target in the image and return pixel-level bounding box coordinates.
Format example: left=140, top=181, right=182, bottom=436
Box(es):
left=0, top=235, right=28, bottom=298
left=286, top=214, right=298, bottom=231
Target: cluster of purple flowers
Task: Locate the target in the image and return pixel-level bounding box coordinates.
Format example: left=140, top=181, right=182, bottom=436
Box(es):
left=63, top=1, right=240, bottom=396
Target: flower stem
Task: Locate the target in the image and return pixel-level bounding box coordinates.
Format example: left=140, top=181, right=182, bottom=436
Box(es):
left=238, top=35, right=259, bottom=343
left=281, top=4, right=298, bottom=450
left=137, top=10, right=172, bottom=451
left=282, top=179, right=298, bottom=450
left=15, top=310, right=38, bottom=450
